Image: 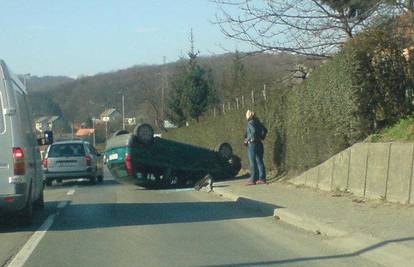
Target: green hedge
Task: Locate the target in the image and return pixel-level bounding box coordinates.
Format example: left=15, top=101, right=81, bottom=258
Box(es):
left=164, top=52, right=359, bottom=174
left=165, top=24, right=413, bottom=176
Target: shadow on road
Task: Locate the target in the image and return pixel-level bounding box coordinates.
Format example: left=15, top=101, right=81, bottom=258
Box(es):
left=199, top=236, right=414, bottom=266
left=43, top=200, right=282, bottom=232
left=0, top=201, right=59, bottom=233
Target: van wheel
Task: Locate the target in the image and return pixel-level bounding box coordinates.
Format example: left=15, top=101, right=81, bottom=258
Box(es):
left=89, top=176, right=97, bottom=185
left=34, top=189, right=45, bottom=210
left=20, top=194, right=33, bottom=225
left=45, top=179, right=52, bottom=186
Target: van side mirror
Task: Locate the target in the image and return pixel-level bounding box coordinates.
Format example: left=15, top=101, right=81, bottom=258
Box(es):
left=37, top=131, right=54, bottom=146
left=44, top=130, right=54, bottom=144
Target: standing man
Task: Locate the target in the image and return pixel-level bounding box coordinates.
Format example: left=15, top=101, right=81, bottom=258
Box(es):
left=245, top=110, right=267, bottom=185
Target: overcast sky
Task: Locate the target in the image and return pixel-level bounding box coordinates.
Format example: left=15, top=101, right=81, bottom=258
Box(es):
left=0, top=0, right=252, bottom=77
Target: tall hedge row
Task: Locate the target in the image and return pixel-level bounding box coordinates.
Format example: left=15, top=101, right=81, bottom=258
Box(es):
left=164, top=24, right=414, bottom=176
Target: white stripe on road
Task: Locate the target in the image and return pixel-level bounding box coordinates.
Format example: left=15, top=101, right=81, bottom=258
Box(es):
left=8, top=196, right=73, bottom=267
left=7, top=214, right=56, bottom=267
left=162, top=188, right=195, bottom=193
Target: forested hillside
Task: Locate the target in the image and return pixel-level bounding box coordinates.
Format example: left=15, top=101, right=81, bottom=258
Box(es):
left=27, top=75, right=74, bottom=92
left=26, top=52, right=311, bottom=125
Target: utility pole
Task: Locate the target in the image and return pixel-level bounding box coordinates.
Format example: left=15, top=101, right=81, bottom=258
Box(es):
left=161, top=56, right=166, bottom=124
left=105, top=121, right=108, bottom=141
left=122, top=94, right=125, bottom=130
left=92, top=117, right=96, bottom=147
left=71, top=121, right=74, bottom=139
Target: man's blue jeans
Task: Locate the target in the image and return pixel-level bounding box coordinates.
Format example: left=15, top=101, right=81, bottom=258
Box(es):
left=247, top=142, right=266, bottom=182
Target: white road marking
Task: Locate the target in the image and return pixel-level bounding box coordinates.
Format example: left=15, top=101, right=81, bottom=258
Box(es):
left=7, top=214, right=56, bottom=267
left=7, top=194, right=74, bottom=267
left=66, top=189, right=75, bottom=196
left=162, top=188, right=195, bottom=193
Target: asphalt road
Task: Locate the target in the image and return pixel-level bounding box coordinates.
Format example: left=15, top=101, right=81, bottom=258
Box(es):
left=1, top=169, right=383, bottom=267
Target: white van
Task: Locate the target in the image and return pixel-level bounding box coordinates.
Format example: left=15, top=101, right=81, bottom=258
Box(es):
left=0, top=60, right=44, bottom=224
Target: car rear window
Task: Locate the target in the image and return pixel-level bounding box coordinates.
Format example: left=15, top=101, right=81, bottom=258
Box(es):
left=48, top=144, right=85, bottom=157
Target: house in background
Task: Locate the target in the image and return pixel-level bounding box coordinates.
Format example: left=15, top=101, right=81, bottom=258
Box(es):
left=100, top=108, right=121, bottom=122
left=163, top=120, right=177, bottom=129
left=35, top=116, right=67, bottom=133
left=75, top=128, right=95, bottom=137
left=75, top=128, right=95, bottom=144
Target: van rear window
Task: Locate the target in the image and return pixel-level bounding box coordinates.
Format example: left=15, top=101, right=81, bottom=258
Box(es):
left=48, top=144, right=85, bottom=157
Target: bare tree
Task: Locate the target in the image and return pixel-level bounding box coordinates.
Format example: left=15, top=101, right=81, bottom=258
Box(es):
left=397, top=0, right=414, bottom=11
left=213, top=0, right=398, bottom=57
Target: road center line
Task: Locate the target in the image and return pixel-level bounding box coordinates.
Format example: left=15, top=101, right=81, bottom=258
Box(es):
left=7, top=214, right=56, bottom=267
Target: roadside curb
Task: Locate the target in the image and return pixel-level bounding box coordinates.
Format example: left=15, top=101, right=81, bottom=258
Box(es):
left=211, top=186, right=347, bottom=237
left=212, top=189, right=279, bottom=216
left=208, top=186, right=414, bottom=267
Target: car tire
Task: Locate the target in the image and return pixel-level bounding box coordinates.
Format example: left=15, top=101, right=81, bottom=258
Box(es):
left=230, top=155, right=242, bottom=177
left=56, top=178, right=62, bottom=185
left=97, top=175, right=103, bottom=183
left=216, top=143, right=233, bottom=160
left=134, top=123, right=154, bottom=144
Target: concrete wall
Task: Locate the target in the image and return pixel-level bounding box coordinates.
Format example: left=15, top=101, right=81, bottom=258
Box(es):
left=290, top=142, right=414, bottom=204
left=348, top=143, right=369, bottom=197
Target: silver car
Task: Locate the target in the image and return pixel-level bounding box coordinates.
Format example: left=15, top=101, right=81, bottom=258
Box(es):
left=43, top=140, right=103, bottom=185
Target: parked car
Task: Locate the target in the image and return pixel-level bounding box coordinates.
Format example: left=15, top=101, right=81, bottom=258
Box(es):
left=43, top=140, right=103, bottom=186
left=0, top=60, right=45, bottom=223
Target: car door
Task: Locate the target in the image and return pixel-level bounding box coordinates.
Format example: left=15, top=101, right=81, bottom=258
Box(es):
left=86, top=144, right=98, bottom=172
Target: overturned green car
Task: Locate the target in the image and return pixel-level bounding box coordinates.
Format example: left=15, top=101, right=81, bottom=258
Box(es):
left=104, top=124, right=241, bottom=188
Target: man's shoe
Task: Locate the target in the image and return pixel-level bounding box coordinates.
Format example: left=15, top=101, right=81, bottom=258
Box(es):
left=245, top=181, right=255, bottom=186
left=256, top=180, right=266, bottom=185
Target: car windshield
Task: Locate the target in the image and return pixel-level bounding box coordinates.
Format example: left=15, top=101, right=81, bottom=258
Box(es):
left=48, top=143, right=85, bottom=157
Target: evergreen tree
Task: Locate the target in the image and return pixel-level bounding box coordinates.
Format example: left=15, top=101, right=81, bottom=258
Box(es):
left=167, top=30, right=218, bottom=124
left=321, top=0, right=382, bottom=18
left=167, top=69, right=187, bottom=127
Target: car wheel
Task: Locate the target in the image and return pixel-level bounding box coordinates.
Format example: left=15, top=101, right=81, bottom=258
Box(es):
left=56, top=178, right=62, bottom=184
left=97, top=175, right=103, bottom=183
left=216, top=143, right=233, bottom=160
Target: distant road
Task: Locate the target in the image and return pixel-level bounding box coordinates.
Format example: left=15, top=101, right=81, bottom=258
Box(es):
left=1, top=168, right=382, bottom=267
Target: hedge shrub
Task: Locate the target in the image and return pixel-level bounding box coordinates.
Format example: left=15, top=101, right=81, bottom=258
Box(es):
left=165, top=23, right=414, bottom=176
